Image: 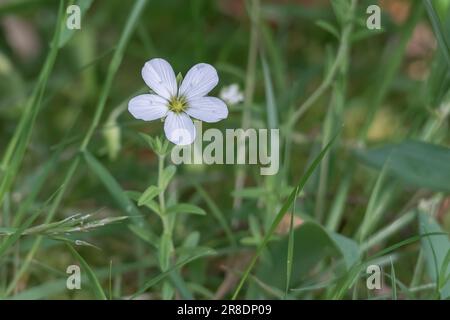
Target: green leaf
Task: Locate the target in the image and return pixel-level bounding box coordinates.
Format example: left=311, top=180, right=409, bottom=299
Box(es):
left=315, top=20, right=340, bottom=39
left=330, top=0, right=350, bottom=26
left=124, top=190, right=141, bottom=202
left=182, top=231, right=200, bottom=248
left=419, top=212, right=450, bottom=299
left=138, top=185, right=160, bottom=206
left=126, top=190, right=160, bottom=214
left=166, top=203, right=206, bottom=215
left=58, top=0, right=94, bottom=48
left=356, top=140, right=450, bottom=193
left=66, top=244, right=107, bottom=300
left=160, top=165, right=176, bottom=190
left=351, top=28, right=384, bottom=42
left=329, top=232, right=360, bottom=268
left=159, top=232, right=172, bottom=271
left=128, top=224, right=159, bottom=248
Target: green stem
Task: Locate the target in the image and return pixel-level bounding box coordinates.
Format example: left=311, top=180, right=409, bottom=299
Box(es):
left=158, top=154, right=166, bottom=214
left=156, top=154, right=175, bottom=299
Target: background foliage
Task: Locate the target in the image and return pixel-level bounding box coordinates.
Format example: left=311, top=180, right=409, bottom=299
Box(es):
left=0, top=0, right=449, bottom=299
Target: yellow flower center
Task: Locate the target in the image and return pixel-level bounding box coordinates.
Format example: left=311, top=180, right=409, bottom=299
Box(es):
left=168, top=96, right=187, bottom=113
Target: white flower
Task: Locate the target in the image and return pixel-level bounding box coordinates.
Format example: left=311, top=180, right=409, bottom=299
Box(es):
left=220, top=83, right=244, bottom=105
left=128, top=58, right=228, bottom=145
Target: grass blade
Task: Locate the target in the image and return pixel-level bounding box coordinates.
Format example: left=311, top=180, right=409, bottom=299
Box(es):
left=390, top=257, right=397, bottom=300
left=194, top=184, right=236, bottom=247
left=66, top=244, right=107, bottom=300
left=424, top=0, right=450, bottom=69
left=130, top=249, right=215, bottom=299
left=231, top=131, right=340, bottom=299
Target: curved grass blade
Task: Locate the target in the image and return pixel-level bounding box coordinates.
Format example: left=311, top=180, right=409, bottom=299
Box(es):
left=232, top=131, right=340, bottom=299
left=66, top=244, right=107, bottom=300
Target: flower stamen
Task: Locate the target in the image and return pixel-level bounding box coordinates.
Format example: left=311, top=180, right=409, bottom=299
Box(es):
left=168, top=96, right=187, bottom=113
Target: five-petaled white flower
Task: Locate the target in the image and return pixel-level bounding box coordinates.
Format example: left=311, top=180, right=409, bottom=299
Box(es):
left=128, top=58, right=228, bottom=145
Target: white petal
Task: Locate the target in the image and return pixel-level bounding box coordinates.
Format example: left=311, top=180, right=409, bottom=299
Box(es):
left=164, top=112, right=196, bottom=145
left=185, top=97, right=228, bottom=123
left=142, top=58, right=177, bottom=100
left=128, top=94, right=168, bottom=121
left=179, top=63, right=218, bottom=99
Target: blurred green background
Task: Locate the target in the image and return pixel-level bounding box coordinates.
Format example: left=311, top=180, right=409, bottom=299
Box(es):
left=0, top=0, right=449, bottom=300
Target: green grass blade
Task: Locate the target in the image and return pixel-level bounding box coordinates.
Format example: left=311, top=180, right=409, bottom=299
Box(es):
left=357, top=159, right=390, bottom=242
left=2, top=1, right=148, bottom=296
left=83, top=150, right=142, bottom=222
left=424, top=0, right=450, bottom=69
left=66, top=244, right=107, bottom=300
left=80, top=0, right=148, bottom=150
left=0, top=1, right=66, bottom=207
left=194, top=184, right=236, bottom=247
left=285, top=189, right=298, bottom=298
left=130, top=249, right=215, bottom=299
left=390, top=257, right=397, bottom=300
left=261, top=53, right=278, bottom=129
left=231, top=131, right=340, bottom=299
